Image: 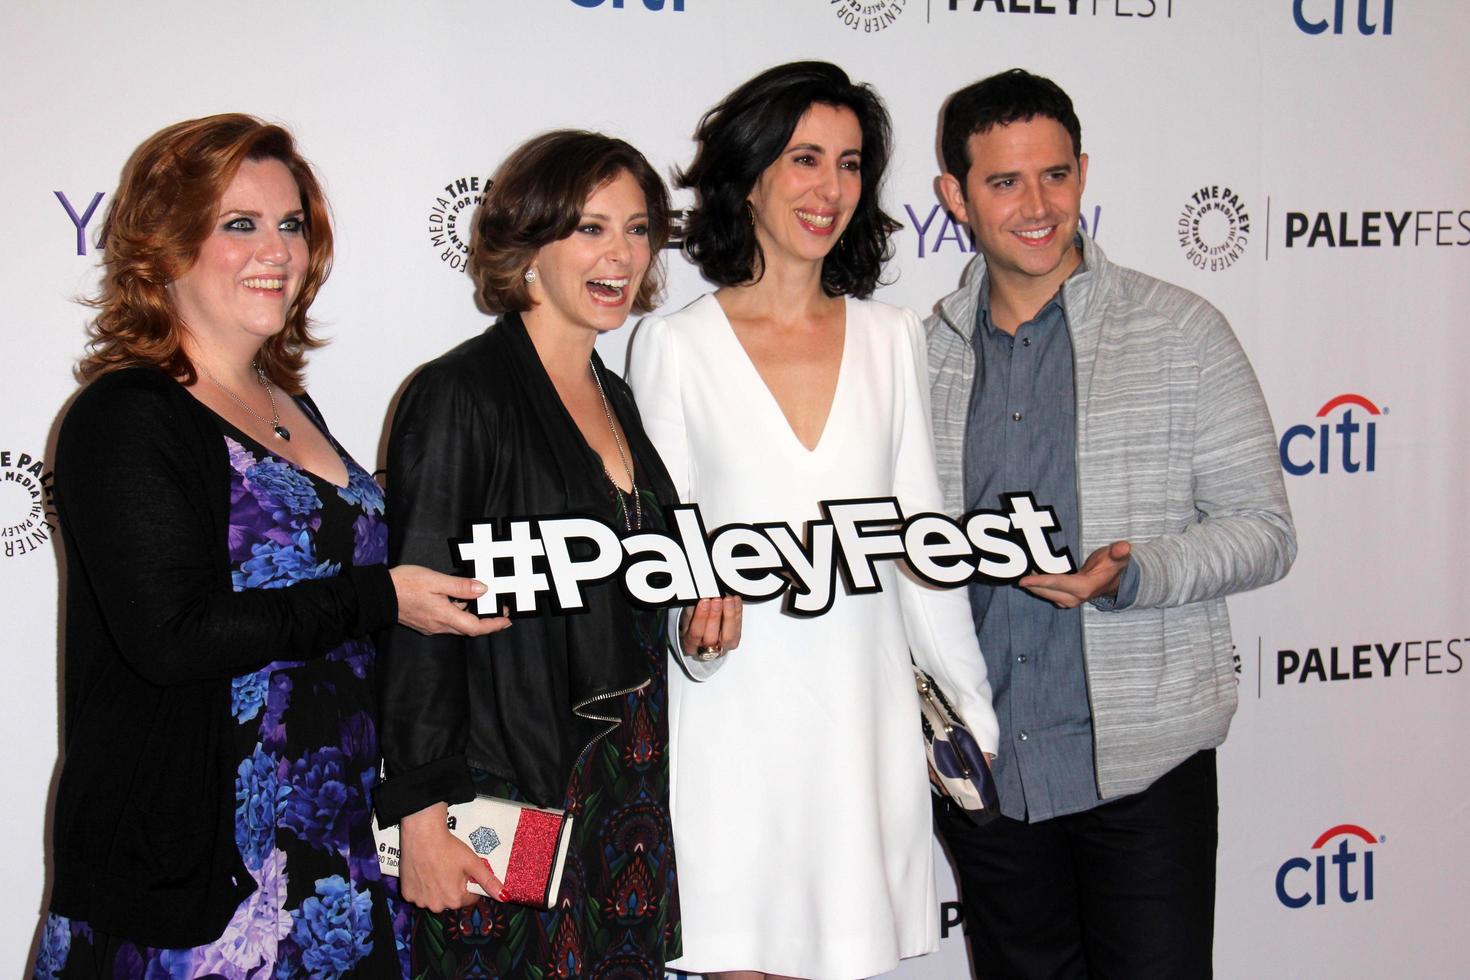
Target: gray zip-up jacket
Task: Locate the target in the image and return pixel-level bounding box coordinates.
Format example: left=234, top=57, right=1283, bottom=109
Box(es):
left=925, top=232, right=1297, bottom=799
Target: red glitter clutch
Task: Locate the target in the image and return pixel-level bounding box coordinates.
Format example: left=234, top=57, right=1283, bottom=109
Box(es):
left=373, top=796, right=575, bottom=908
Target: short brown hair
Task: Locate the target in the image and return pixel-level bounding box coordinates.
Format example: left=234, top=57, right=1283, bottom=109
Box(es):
left=80, top=113, right=334, bottom=392
left=470, top=131, right=670, bottom=315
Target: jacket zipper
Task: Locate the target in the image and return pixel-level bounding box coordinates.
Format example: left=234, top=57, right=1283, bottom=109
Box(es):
left=1059, top=278, right=1106, bottom=801
left=570, top=676, right=651, bottom=769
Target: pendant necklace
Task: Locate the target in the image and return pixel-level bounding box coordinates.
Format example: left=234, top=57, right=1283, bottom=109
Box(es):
left=201, top=361, right=292, bottom=442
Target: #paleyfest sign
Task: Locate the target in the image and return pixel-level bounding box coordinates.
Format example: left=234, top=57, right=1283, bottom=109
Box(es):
left=456, top=494, right=1076, bottom=616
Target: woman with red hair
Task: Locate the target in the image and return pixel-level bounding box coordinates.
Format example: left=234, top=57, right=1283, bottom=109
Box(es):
left=34, top=113, right=503, bottom=978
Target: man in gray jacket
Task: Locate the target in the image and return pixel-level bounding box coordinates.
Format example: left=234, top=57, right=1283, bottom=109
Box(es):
left=925, top=69, right=1296, bottom=977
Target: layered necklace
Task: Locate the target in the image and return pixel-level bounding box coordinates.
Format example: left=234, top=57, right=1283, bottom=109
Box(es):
left=590, top=360, right=641, bottom=532
left=201, top=361, right=292, bottom=442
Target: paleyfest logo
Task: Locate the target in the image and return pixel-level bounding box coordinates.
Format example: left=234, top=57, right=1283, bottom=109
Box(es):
left=941, top=1, right=1173, bottom=21
left=828, top=0, right=907, bottom=33
left=1178, top=184, right=1250, bottom=272
left=1276, top=823, right=1382, bottom=909
left=1273, top=636, right=1464, bottom=687
left=1282, top=208, right=1470, bottom=249
left=457, top=494, right=1075, bottom=617
left=428, top=176, right=485, bottom=273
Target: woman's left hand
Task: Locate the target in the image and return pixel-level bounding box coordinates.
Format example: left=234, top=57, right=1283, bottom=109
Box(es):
left=678, top=595, right=743, bottom=660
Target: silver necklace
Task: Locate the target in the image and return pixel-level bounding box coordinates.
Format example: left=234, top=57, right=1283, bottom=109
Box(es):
left=590, top=360, right=640, bottom=532
left=201, top=362, right=292, bottom=442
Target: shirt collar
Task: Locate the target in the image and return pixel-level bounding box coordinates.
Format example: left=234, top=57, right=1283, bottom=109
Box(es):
left=975, top=239, right=1088, bottom=340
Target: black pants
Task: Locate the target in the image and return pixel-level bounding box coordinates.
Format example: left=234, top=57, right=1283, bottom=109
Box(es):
left=933, top=749, right=1218, bottom=980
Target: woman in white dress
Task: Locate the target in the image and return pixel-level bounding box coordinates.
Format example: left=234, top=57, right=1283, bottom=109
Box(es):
left=627, top=62, right=999, bottom=980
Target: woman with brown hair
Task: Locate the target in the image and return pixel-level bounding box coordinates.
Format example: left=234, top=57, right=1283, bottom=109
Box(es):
left=377, top=129, right=739, bottom=976
left=34, top=113, right=501, bottom=978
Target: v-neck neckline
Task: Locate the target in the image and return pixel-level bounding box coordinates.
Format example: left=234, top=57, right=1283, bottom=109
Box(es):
left=505, top=314, right=640, bottom=493
left=204, top=397, right=351, bottom=490
left=705, top=293, right=851, bottom=455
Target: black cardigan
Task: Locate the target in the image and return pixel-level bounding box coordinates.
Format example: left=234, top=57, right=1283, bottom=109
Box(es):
left=376, top=315, right=677, bottom=825
left=48, top=367, right=397, bottom=948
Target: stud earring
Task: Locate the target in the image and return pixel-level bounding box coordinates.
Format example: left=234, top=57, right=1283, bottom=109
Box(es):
left=523, top=268, right=538, bottom=285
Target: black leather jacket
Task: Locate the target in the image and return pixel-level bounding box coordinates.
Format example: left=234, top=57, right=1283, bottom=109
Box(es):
left=376, top=314, right=676, bottom=823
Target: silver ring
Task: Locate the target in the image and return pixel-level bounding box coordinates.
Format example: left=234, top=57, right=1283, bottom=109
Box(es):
left=693, top=642, right=724, bottom=662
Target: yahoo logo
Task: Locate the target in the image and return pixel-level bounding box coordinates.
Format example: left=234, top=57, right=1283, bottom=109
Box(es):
left=1275, top=823, right=1381, bottom=908
left=56, top=191, right=105, bottom=256
left=1278, top=393, right=1381, bottom=476
left=904, top=203, right=1101, bottom=259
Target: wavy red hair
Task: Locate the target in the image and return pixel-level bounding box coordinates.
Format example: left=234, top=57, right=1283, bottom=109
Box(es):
left=80, top=113, right=333, bottom=392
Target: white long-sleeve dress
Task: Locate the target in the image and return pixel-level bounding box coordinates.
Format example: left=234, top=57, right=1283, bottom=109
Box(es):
left=626, top=294, right=998, bottom=979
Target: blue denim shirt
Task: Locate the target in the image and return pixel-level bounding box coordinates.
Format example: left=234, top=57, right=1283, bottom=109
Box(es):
left=964, top=265, right=1138, bottom=822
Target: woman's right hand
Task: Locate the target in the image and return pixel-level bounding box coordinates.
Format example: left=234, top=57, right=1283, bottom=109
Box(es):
left=398, top=803, right=504, bottom=911
left=390, top=565, right=512, bottom=637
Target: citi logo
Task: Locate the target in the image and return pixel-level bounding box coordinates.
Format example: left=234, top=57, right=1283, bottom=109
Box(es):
left=1275, top=823, right=1381, bottom=908
left=571, top=0, right=684, bottom=9
left=1293, top=0, right=1393, bottom=35
left=1278, top=393, right=1382, bottom=477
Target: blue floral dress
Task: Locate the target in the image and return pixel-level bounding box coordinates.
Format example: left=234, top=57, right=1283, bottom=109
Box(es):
left=35, top=418, right=407, bottom=979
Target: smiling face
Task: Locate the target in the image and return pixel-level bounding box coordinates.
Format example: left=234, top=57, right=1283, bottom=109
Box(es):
left=526, top=170, right=652, bottom=337
left=168, top=157, right=308, bottom=357
left=747, top=102, right=863, bottom=273
left=939, top=115, right=1088, bottom=302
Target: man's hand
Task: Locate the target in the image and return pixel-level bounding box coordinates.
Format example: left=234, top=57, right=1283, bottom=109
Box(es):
left=1019, top=540, right=1131, bottom=609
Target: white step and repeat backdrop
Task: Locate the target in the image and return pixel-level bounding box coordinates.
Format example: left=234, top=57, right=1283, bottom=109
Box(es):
left=6, top=1, right=1467, bottom=976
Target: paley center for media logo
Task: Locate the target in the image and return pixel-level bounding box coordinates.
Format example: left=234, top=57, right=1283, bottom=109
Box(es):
left=428, top=176, right=486, bottom=273
left=940, top=1, right=1172, bottom=21
left=1276, top=823, right=1382, bottom=909
left=1292, top=0, right=1393, bottom=36
left=1178, top=184, right=1250, bottom=272
left=903, top=202, right=1102, bottom=259
left=826, top=0, right=908, bottom=33
left=1278, top=392, right=1383, bottom=477
left=1, top=449, right=55, bottom=560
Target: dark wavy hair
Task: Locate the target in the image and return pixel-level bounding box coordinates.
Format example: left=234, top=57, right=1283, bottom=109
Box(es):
left=677, top=61, right=900, bottom=298
left=80, top=113, right=333, bottom=393
left=471, top=130, right=671, bottom=315
left=941, top=68, right=1083, bottom=185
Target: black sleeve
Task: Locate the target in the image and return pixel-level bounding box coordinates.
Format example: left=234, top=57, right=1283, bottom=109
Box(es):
left=375, top=362, right=494, bottom=825
left=56, top=375, right=398, bottom=687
